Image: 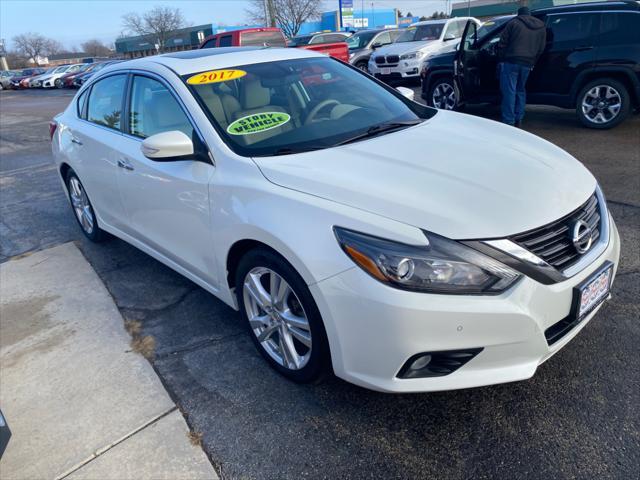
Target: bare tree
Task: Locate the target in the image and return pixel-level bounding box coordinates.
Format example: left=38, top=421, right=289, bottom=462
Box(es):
left=122, top=6, right=188, bottom=53
left=81, top=39, right=111, bottom=57
left=12, top=32, right=61, bottom=64
left=247, top=0, right=322, bottom=38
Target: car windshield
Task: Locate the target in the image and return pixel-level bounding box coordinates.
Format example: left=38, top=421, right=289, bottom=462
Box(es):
left=185, top=57, right=434, bottom=157
left=396, top=24, right=444, bottom=42
left=346, top=31, right=378, bottom=50
left=288, top=35, right=313, bottom=47
left=478, top=16, right=513, bottom=40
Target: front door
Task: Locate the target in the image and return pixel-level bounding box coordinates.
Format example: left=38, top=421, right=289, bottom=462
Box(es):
left=455, top=20, right=483, bottom=103
left=116, top=74, right=217, bottom=285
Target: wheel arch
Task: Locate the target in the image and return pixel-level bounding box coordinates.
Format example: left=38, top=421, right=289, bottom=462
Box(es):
left=571, top=68, right=639, bottom=107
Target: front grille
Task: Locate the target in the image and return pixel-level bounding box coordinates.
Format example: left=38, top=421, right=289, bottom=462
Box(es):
left=374, top=56, right=385, bottom=65
left=511, top=193, right=601, bottom=271
left=386, top=55, right=400, bottom=64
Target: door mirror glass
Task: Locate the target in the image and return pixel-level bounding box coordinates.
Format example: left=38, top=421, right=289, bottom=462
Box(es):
left=396, top=86, right=415, bottom=101
left=141, top=131, right=194, bottom=160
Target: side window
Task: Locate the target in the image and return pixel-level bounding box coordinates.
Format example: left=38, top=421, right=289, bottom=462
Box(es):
left=389, top=30, right=402, bottom=42
left=547, top=13, right=599, bottom=44
left=375, top=32, right=392, bottom=45
left=219, top=35, right=233, bottom=47
left=325, top=34, right=347, bottom=43
left=444, top=21, right=461, bottom=39
left=309, top=35, right=324, bottom=44
left=77, top=89, right=89, bottom=118
left=599, top=12, right=640, bottom=46
left=87, top=74, right=126, bottom=130
left=128, top=75, right=194, bottom=139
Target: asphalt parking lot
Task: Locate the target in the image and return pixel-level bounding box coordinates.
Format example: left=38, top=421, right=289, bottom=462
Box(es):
left=1, top=88, right=639, bottom=479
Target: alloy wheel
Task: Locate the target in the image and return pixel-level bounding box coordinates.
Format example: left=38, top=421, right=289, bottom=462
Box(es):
left=69, top=177, right=95, bottom=235
left=243, top=267, right=312, bottom=370
left=581, top=85, right=621, bottom=125
left=432, top=82, right=456, bottom=110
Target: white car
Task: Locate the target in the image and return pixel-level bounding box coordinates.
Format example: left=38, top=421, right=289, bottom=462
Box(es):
left=51, top=48, right=620, bottom=393
left=40, top=63, right=84, bottom=88
left=369, top=17, right=480, bottom=83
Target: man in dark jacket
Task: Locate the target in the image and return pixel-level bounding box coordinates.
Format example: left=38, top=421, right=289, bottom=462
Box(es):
left=497, top=7, right=547, bottom=126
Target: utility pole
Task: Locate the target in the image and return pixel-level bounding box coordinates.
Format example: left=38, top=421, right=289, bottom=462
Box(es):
left=265, top=0, right=276, bottom=27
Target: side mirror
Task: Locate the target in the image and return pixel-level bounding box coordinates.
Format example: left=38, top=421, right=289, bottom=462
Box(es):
left=396, top=86, right=415, bottom=101
left=443, top=34, right=457, bottom=42
left=141, top=131, right=194, bottom=161
left=371, top=42, right=383, bottom=49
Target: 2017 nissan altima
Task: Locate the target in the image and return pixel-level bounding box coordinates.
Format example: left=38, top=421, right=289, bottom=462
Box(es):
left=51, top=47, right=620, bottom=393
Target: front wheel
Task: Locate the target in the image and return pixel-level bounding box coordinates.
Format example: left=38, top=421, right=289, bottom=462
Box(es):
left=576, top=78, right=630, bottom=129
left=428, top=77, right=458, bottom=110
left=55, top=78, right=63, bottom=88
left=235, top=248, right=330, bottom=383
left=355, top=60, right=369, bottom=73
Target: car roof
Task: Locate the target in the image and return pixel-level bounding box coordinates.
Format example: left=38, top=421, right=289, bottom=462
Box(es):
left=111, top=47, right=323, bottom=76
left=534, top=0, right=639, bottom=14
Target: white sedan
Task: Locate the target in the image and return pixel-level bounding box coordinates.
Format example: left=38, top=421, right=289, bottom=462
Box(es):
left=51, top=47, right=620, bottom=393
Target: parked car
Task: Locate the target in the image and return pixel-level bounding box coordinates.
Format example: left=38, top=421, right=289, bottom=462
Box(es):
left=454, top=1, right=640, bottom=128
left=368, top=17, right=480, bottom=84
left=60, top=63, right=96, bottom=88
left=347, top=28, right=403, bottom=72
left=421, top=16, right=513, bottom=110
left=39, top=64, right=85, bottom=88
left=10, top=68, right=46, bottom=89
left=52, top=47, right=619, bottom=393
left=27, top=67, right=58, bottom=88
left=0, top=71, right=21, bottom=90
left=287, top=31, right=351, bottom=47
left=72, top=60, right=123, bottom=88
left=200, top=27, right=287, bottom=48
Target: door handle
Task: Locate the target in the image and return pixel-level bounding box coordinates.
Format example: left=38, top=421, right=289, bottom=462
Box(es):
left=70, top=136, right=83, bottom=146
left=117, top=158, right=134, bottom=171
left=572, top=46, right=593, bottom=52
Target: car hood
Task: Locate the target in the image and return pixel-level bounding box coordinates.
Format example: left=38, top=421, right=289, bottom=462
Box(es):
left=252, top=111, right=596, bottom=239
left=373, top=40, right=436, bottom=57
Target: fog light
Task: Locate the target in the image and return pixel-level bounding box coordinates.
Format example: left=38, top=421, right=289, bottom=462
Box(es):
left=397, top=348, right=483, bottom=379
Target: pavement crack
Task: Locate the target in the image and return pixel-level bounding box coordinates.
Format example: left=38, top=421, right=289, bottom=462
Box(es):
left=154, top=332, right=245, bottom=360
left=54, top=406, right=178, bottom=480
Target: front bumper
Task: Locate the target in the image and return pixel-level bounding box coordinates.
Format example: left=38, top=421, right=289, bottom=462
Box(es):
left=42, top=78, right=56, bottom=88
left=368, top=59, right=422, bottom=82
left=311, top=216, right=620, bottom=393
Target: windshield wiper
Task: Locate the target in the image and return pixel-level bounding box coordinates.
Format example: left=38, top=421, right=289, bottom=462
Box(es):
left=335, top=120, right=422, bottom=147
left=272, top=145, right=328, bottom=156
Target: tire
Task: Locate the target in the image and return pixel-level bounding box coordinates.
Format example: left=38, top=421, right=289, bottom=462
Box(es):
left=576, top=78, right=630, bottom=129
left=235, top=248, right=331, bottom=383
left=55, top=78, right=63, bottom=88
left=427, top=76, right=458, bottom=110
left=355, top=60, right=369, bottom=73
left=65, top=170, right=106, bottom=242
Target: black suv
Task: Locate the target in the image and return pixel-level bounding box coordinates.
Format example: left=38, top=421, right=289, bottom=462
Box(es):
left=421, top=1, right=640, bottom=129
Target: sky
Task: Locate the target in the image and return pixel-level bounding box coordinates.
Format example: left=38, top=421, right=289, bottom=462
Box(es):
left=0, top=0, right=452, bottom=50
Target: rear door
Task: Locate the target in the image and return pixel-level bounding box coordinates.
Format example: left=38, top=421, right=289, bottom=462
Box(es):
left=115, top=73, right=216, bottom=284
left=67, top=74, right=129, bottom=229
left=529, top=12, right=600, bottom=96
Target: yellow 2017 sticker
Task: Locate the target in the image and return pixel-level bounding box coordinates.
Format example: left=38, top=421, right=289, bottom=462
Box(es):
left=187, top=69, right=246, bottom=85
left=227, top=112, right=291, bottom=135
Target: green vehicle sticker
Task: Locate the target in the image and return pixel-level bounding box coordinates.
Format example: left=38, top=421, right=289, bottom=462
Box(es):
left=227, top=112, right=291, bottom=135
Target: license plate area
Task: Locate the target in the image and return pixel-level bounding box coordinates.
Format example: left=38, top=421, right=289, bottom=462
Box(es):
left=544, top=261, right=613, bottom=346
left=381, top=68, right=391, bottom=75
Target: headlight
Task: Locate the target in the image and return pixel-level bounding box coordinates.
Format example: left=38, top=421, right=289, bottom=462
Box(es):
left=334, top=227, right=521, bottom=294
left=400, top=51, right=425, bottom=60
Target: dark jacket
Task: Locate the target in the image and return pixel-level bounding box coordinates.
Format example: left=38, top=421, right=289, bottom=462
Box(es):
left=497, top=15, right=547, bottom=66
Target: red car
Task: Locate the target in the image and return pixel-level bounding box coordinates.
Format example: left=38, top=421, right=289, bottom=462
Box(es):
left=61, top=63, right=97, bottom=88
left=200, top=27, right=287, bottom=48
left=10, top=68, right=46, bottom=89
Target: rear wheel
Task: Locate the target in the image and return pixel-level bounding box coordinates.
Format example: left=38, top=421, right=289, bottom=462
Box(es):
left=235, top=248, right=330, bottom=383
left=576, top=78, right=630, bottom=129
left=428, top=77, right=458, bottom=110
left=65, top=170, right=106, bottom=242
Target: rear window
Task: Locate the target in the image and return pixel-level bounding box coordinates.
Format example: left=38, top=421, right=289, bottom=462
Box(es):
left=241, top=30, right=286, bottom=47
